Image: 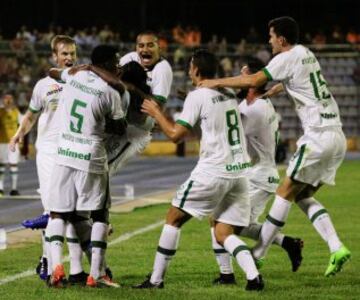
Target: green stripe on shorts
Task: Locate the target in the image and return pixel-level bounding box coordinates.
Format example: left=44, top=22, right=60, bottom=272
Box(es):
left=179, top=180, right=194, bottom=208
left=291, top=144, right=306, bottom=180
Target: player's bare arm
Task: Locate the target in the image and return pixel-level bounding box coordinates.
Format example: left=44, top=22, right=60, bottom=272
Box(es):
left=48, top=68, right=64, bottom=81
left=9, top=110, right=39, bottom=152
left=199, top=70, right=268, bottom=90
left=141, top=99, right=189, bottom=143
left=263, top=83, right=284, bottom=98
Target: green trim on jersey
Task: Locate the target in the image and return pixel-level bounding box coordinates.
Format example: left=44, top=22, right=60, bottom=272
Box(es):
left=176, top=119, right=192, bottom=130
left=153, top=95, right=167, bottom=104
left=310, top=208, right=328, bottom=223
left=290, top=144, right=306, bottom=180
left=179, top=180, right=194, bottom=208
left=28, top=106, right=40, bottom=113
left=262, top=68, right=273, bottom=81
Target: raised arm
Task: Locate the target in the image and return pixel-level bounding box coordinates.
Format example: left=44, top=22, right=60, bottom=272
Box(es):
left=262, top=83, right=284, bottom=98
left=141, top=99, right=189, bottom=143
left=48, top=68, right=64, bottom=81
left=9, top=110, right=39, bottom=151
left=88, top=65, right=126, bottom=95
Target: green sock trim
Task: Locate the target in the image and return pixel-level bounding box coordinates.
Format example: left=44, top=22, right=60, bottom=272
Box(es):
left=50, top=235, right=65, bottom=243
left=45, top=236, right=51, bottom=242
left=310, top=208, right=328, bottom=223
left=157, top=246, right=176, bottom=256
left=233, top=245, right=250, bottom=257
left=213, top=248, right=228, bottom=254
left=266, top=215, right=285, bottom=227
left=66, top=237, right=80, bottom=243
left=91, top=241, right=107, bottom=249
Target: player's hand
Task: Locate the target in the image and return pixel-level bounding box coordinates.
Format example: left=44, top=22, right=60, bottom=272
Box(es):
left=9, top=134, right=23, bottom=152
left=198, top=79, right=219, bottom=89
left=240, top=65, right=250, bottom=75
left=141, top=99, right=161, bottom=117
left=68, top=64, right=91, bottom=75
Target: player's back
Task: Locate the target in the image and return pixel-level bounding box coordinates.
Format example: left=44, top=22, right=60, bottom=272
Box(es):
left=183, top=87, right=250, bottom=178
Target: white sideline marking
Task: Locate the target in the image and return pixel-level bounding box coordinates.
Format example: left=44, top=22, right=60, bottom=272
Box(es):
left=0, top=220, right=164, bottom=286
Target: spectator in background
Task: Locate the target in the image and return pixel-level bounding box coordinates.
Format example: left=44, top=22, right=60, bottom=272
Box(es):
left=246, top=26, right=260, bottom=44
left=330, top=25, right=345, bottom=44
left=346, top=27, right=359, bottom=44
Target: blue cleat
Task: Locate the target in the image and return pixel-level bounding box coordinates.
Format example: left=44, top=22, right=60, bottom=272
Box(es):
left=22, top=214, right=49, bottom=230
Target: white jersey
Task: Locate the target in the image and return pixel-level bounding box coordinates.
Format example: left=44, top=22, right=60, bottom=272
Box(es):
left=56, top=69, right=127, bottom=174
left=264, top=45, right=342, bottom=133
left=29, top=76, right=64, bottom=154
left=120, top=51, right=173, bottom=103
left=177, top=88, right=251, bottom=178
left=239, top=98, right=279, bottom=192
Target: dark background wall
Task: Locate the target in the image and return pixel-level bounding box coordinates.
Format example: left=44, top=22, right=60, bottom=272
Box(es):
left=0, top=0, right=359, bottom=41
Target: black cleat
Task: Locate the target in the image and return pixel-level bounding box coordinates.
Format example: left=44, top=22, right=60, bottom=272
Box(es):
left=9, top=190, right=20, bottom=196
left=245, top=275, right=264, bottom=291
left=282, top=236, right=304, bottom=272
left=213, top=273, right=236, bottom=285
left=68, top=271, right=89, bottom=285
left=133, top=278, right=164, bottom=289
left=105, top=267, right=113, bottom=280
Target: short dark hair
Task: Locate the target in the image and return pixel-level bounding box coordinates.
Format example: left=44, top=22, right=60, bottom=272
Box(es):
left=192, top=49, right=217, bottom=79
left=268, top=16, right=299, bottom=45
left=91, top=45, right=118, bottom=66
left=136, top=30, right=158, bottom=43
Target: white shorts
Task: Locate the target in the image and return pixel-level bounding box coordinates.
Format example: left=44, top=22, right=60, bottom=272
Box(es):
left=0, top=143, right=20, bottom=164
left=36, top=152, right=56, bottom=211
left=48, top=164, right=111, bottom=212
left=248, top=182, right=273, bottom=224
left=172, top=173, right=250, bottom=227
left=287, top=128, right=346, bottom=187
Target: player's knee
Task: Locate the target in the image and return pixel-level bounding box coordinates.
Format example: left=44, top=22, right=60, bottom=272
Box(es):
left=165, top=206, right=191, bottom=228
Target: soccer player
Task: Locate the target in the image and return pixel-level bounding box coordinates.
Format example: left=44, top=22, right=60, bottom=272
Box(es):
left=0, top=94, right=21, bottom=196
left=46, top=45, right=127, bottom=287
left=200, top=16, right=351, bottom=277
left=10, top=36, right=90, bottom=284
left=134, top=49, right=264, bottom=291
left=211, top=62, right=303, bottom=285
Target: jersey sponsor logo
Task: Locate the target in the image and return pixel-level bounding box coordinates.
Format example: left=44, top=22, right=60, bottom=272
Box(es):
left=226, top=162, right=252, bottom=172
left=301, top=56, right=317, bottom=65
left=320, top=112, right=337, bottom=119
left=268, top=176, right=280, bottom=184
left=46, top=84, right=63, bottom=96
left=58, top=147, right=91, bottom=160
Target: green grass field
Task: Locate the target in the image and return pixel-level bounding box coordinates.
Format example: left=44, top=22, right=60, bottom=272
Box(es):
left=0, top=160, right=359, bottom=300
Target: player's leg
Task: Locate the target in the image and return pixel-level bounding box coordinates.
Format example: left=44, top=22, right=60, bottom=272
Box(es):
left=0, top=144, right=8, bottom=196
left=8, top=143, right=20, bottom=195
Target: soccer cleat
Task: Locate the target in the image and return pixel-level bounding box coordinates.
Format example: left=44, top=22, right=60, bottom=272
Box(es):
left=86, top=275, right=120, bottom=288
left=22, top=214, right=49, bottom=230
left=48, top=265, right=67, bottom=288
left=132, top=278, right=164, bottom=289
left=68, top=271, right=89, bottom=285
left=105, top=267, right=113, bottom=280
left=245, top=275, right=264, bottom=291
left=282, top=236, right=304, bottom=272
left=39, top=257, right=48, bottom=280
left=212, top=273, right=236, bottom=285
left=9, top=190, right=20, bottom=196
left=325, top=245, right=351, bottom=277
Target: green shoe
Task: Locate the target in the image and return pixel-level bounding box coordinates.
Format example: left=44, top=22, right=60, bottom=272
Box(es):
left=325, top=245, right=351, bottom=277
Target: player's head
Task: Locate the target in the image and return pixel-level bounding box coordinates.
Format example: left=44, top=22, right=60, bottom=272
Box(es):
left=91, top=45, right=119, bottom=74
left=51, top=35, right=77, bottom=68
left=136, top=31, right=160, bottom=69
left=2, top=94, right=14, bottom=107
left=268, top=16, right=299, bottom=54
left=121, top=61, right=151, bottom=113
left=189, top=49, right=217, bottom=85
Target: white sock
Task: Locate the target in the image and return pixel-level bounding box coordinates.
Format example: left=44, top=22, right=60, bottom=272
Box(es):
left=90, top=222, right=108, bottom=279
left=223, top=235, right=258, bottom=280
left=45, top=219, right=52, bottom=275
left=66, top=222, right=83, bottom=275
left=241, top=223, right=285, bottom=246
left=48, top=218, right=65, bottom=270
left=0, top=166, right=5, bottom=190
left=252, top=195, right=291, bottom=259
left=73, top=220, right=92, bottom=264
left=210, top=227, right=233, bottom=274
left=10, top=166, right=18, bottom=190
left=297, top=197, right=342, bottom=252
left=151, top=224, right=180, bottom=285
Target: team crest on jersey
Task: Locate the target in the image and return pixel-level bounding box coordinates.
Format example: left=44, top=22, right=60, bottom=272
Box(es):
left=46, top=84, right=63, bottom=96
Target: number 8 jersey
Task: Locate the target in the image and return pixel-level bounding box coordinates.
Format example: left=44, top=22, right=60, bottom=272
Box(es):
left=56, top=69, right=127, bottom=174
left=176, top=87, right=251, bottom=178
left=263, top=45, right=342, bottom=132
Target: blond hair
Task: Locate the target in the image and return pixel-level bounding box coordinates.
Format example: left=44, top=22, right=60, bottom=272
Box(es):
left=50, top=35, right=76, bottom=53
